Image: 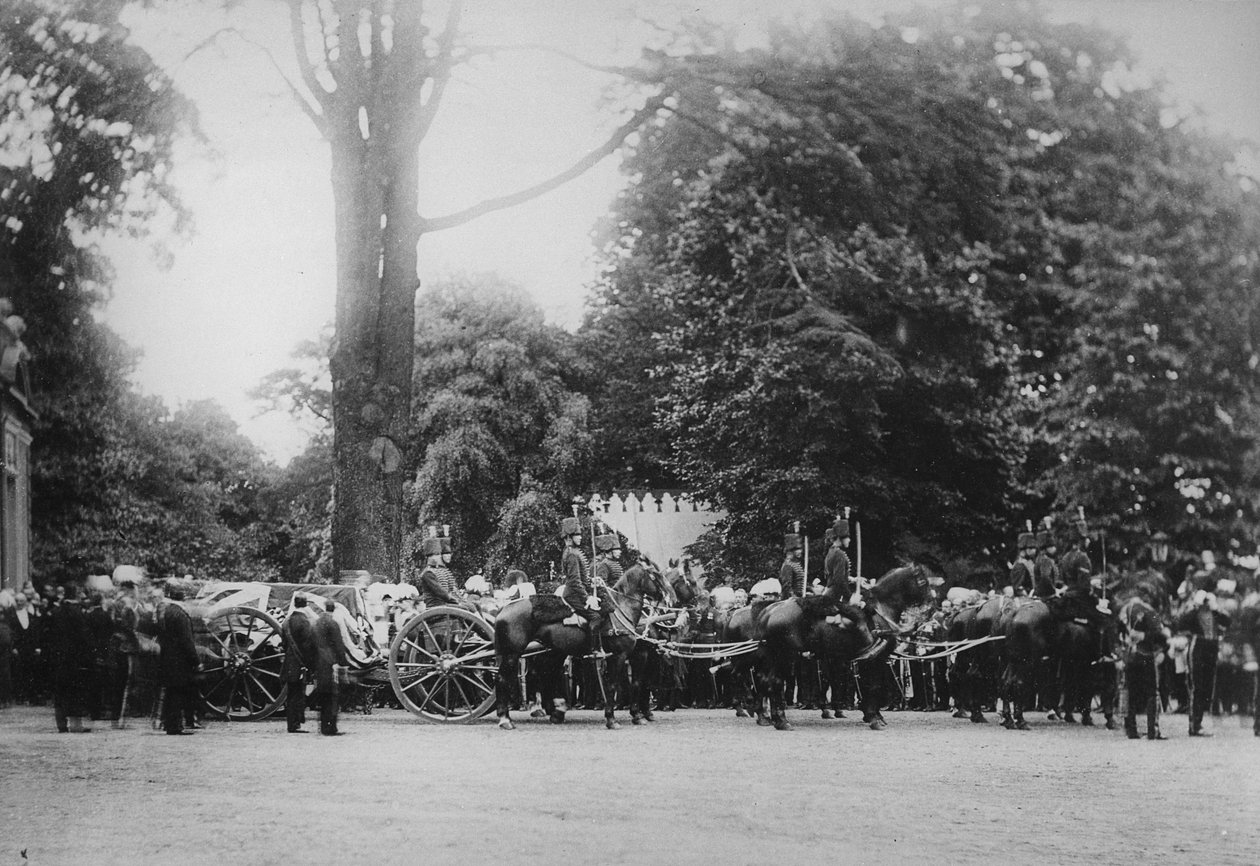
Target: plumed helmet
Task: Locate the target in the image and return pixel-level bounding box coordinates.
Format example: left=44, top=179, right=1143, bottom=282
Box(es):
left=832, top=519, right=850, bottom=540
left=1035, top=530, right=1053, bottom=548
left=440, top=536, right=452, bottom=555
left=595, top=533, right=617, bottom=553
left=784, top=533, right=803, bottom=552
left=420, top=537, right=442, bottom=557
left=1017, top=531, right=1036, bottom=549
left=560, top=517, right=581, bottom=536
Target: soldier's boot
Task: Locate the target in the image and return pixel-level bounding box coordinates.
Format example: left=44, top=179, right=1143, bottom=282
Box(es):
left=1147, top=718, right=1167, bottom=740
left=1124, top=715, right=1140, bottom=739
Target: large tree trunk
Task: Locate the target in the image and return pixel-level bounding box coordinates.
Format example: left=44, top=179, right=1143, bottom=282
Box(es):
left=282, top=1, right=661, bottom=578
left=326, top=91, right=421, bottom=580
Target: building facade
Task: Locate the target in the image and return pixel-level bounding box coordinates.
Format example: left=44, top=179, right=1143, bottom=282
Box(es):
left=0, top=305, right=34, bottom=591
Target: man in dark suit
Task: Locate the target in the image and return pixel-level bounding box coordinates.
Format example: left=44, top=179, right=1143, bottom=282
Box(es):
left=312, top=599, right=349, bottom=735
left=280, top=594, right=317, bottom=733
left=47, top=582, right=92, bottom=733
left=156, top=579, right=201, bottom=735
left=1177, top=585, right=1230, bottom=737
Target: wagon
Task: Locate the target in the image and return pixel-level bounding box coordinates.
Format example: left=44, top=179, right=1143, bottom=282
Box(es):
left=190, top=582, right=500, bottom=723
left=191, top=582, right=389, bottom=721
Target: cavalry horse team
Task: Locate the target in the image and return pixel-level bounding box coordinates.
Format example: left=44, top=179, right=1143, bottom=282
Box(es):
left=418, top=512, right=1260, bottom=738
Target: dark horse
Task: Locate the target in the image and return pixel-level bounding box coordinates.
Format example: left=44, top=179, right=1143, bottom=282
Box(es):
left=947, top=594, right=1006, bottom=723
left=724, top=564, right=934, bottom=731
left=492, top=565, right=673, bottom=730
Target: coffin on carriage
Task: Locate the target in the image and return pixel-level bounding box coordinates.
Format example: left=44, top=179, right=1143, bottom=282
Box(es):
left=190, top=581, right=498, bottom=723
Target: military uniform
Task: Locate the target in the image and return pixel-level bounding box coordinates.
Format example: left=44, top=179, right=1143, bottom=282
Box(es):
left=1033, top=530, right=1060, bottom=599
left=1058, top=546, right=1092, bottom=593
left=560, top=517, right=599, bottom=631
left=779, top=548, right=806, bottom=600
left=1177, top=592, right=1230, bottom=736
left=824, top=543, right=853, bottom=597
left=594, top=535, right=624, bottom=588
left=1123, top=601, right=1169, bottom=740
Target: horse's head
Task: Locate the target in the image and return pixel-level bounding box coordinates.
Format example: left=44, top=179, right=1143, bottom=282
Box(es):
left=647, top=564, right=677, bottom=608
left=869, top=563, right=936, bottom=628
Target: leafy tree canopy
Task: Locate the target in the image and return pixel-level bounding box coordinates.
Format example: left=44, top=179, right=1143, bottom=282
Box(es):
left=584, top=5, right=1260, bottom=577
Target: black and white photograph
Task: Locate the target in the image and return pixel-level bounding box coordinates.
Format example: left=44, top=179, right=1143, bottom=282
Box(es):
left=1, top=0, right=1258, bottom=863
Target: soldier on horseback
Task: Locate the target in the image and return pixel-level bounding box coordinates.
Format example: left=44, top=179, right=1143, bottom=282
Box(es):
left=778, top=533, right=806, bottom=599
left=1053, top=513, right=1116, bottom=663
left=559, top=516, right=603, bottom=653
left=821, top=515, right=883, bottom=661
left=410, top=526, right=476, bottom=613
left=1033, top=520, right=1060, bottom=599
left=1008, top=528, right=1037, bottom=597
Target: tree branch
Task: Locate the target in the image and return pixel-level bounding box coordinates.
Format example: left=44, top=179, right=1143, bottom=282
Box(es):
left=413, top=0, right=464, bottom=144
left=231, top=29, right=327, bottom=135
left=287, top=0, right=333, bottom=119
left=463, top=41, right=656, bottom=84
left=419, top=94, right=668, bottom=234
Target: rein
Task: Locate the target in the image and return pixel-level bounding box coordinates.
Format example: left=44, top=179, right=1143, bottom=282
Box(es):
left=886, top=634, right=1006, bottom=662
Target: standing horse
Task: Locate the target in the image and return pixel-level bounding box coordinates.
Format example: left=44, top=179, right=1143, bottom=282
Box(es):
left=743, top=565, right=934, bottom=731
left=950, top=595, right=1008, bottom=723
left=492, top=565, right=672, bottom=730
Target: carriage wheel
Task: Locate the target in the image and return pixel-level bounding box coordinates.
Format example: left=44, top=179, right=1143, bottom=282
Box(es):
left=196, top=605, right=288, bottom=721
left=389, top=606, right=496, bottom=723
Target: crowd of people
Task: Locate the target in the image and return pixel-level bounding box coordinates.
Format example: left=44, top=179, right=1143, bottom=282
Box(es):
left=3, top=522, right=1257, bottom=738
left=0, top=569, right=202, bottom=732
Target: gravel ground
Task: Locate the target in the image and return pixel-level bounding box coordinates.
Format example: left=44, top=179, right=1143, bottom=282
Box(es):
left=2, top=703, right=1258, bottom=866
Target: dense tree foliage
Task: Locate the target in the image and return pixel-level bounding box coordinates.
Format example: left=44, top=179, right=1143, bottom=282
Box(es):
left=0, top=0, right=200, bottom=581
left=406, top=275, right=592, bottom=580
left=583, top=6, right=1260, bottom=577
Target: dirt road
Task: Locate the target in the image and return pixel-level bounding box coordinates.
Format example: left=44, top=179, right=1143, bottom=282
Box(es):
left=2, top=704, right=1257, bottom=865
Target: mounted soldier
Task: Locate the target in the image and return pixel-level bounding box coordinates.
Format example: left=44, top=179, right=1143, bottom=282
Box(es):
left=1008, top=528, right=1037, bottom=597
left=559, top=516, right=602, bottom=652
left=821, top=513, right=882, bottom=661
left=1033, top=519, right=1060, bottom=599
left=778, top=531, right=806, bottom=600
left=1051, top=511, right=1115, bottom=662
left=409, top=526, right=475, bottom=613
left=593, top=532, right=624, bottom=588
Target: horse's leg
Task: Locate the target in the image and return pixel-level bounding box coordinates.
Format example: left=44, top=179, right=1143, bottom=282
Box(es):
left=597, top=644, right=620, bottom=731
left=752, top=665, right=773, bottom=728
left=496, top=652, right=518, bottom=730
left=536, top=654, right=565, bottom=723
left=856, top=665, right=887, bottom=731
left=771, top=656, right=793, bottom=731
left=968, top=656, right=989, bottom=723
left=641, top=649, right=658, bottom=722
left=998, top=662, right=1015, bottom=728
left=819, top=656, right=841, bottom=720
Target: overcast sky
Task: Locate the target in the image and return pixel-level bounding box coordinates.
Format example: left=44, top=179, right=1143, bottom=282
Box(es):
left=98, top=0, right=1260, bottom=462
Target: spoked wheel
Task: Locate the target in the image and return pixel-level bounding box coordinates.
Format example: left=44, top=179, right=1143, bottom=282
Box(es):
left=389, top=606, right=496, bottom=722
left=196, top=605, right=287, bottom=721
